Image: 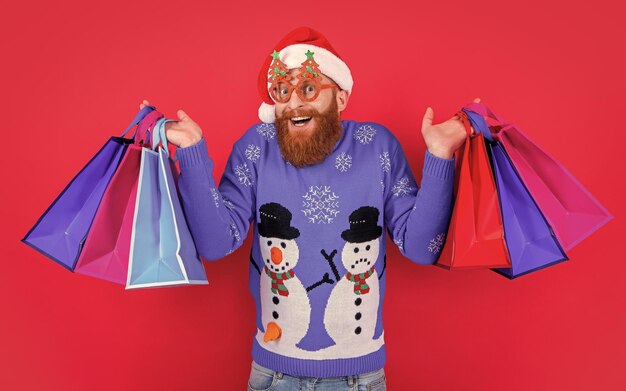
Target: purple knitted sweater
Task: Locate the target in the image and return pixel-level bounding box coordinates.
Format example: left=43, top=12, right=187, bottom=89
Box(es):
left=175, top=119, right=455, bottom=378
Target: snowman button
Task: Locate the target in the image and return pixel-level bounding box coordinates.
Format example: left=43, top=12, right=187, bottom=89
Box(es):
left=273, top=296, right=279, bottom=305
left=355, top=298, right=362, bottom=306
left=355, top=327, right=362, bottom=335
left=355, top=312, right=362, bottom=320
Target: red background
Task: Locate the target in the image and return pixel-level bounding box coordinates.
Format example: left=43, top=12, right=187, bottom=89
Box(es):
left=2, top=0, right=625, bottom=389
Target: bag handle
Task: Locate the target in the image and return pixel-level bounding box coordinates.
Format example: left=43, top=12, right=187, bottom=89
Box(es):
left=120, top=105, right=155, bottom=138
left=462, top=102, right=518, bottom=142
left=462, top=102, right=506, bottom=125
left=134, top=110, right=163, bottom=146
left=455, top=110, right=474, bottom=138
left=152, top=117, right=179, bottom=161
left=462, top=108, right=494, bottom=142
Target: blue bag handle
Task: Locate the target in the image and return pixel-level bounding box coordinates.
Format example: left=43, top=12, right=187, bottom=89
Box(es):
left=120, top=105, right=156, bottom=139
left=152, top=117, right=180, bottom=161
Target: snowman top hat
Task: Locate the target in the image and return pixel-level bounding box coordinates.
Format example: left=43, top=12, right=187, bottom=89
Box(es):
left=341, top=206, right=383, bottom=243
left=258, top=202, right=301, bottom=240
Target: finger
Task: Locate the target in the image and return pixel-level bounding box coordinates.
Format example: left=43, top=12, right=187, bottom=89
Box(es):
left=165, top=127, right=184, bottom=140
left=177, top=109, right=192, bottom=122
left=165, top=121, right=181, bottom=132
left=421, top=107, right=434, bottom=130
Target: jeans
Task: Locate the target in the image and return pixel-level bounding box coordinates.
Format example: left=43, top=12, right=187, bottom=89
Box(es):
left=247, top=360, right=387, bottom=391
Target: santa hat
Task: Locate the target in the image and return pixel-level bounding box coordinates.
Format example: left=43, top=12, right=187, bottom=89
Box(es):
left=257, top=26, right=353, bottom=123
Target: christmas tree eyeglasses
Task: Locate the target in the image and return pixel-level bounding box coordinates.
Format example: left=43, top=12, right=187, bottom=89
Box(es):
left=270, top=78, right=338, bottom=103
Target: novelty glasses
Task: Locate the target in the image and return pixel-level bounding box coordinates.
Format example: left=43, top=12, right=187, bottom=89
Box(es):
left=270, top=78, right=338, bottom=103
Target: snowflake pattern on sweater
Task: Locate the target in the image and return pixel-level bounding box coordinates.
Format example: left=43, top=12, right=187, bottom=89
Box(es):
left=256, top=123, right=276, bottom=141
left=234, top=163, right=253, bottom=186
left=354, top=124, right=377, bottom=144
left=245, top=144, right=261, bottom=162
left=302, top=186, right=340, bottom=224
left=428, top=233, right=446, bottom=254
left=391, top=176, right=413, bottom=197
left=335, top=152, right=352, bottom=172
left=379, top=152, right=391, bottom=172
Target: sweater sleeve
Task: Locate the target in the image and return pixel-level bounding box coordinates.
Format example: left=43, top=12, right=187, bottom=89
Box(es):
left=384, top=143, right=455, bottom=265
left=175, top=138, right=255, bottom=260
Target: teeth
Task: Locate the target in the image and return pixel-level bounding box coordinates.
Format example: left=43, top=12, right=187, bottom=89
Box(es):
left=291, top=116, right=311, bottom=121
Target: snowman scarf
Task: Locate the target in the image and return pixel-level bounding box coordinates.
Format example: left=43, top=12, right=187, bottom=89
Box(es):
left=345, top=266, right=375, bottom=295
left=264, top=265, right=296, bottom=296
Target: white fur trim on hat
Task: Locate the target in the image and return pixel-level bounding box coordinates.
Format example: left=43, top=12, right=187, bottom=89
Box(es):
left=258, top=101, right=276, bottom=123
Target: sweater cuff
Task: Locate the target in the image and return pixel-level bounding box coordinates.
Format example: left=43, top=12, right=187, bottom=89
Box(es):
left=176, top=138, right=209, bottom=168
left=423, top=149, right=455, bottom=181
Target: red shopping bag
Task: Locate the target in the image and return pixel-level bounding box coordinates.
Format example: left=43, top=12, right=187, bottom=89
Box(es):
left=436, top=111, right=511, bottom=270
left=73, top=110, right=163, bottom=284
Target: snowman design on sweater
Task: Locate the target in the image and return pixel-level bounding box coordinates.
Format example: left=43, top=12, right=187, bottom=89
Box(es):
left=323, top=206, right=384, bottom=353
left=255, top=202, right=385, bottom=359
left=257, top=202, right=312, bottom=350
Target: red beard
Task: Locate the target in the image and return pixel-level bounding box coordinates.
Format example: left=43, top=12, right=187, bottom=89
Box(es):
left=275, top=97, right=343, bottom=167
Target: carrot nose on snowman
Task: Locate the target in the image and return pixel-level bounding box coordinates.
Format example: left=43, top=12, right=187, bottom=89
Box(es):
left=270, top=247, right=283, bottom=265
left=264, top=321, right=282, bottom=342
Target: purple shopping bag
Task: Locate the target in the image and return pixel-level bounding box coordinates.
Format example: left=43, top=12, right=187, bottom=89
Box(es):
left=463, top=102, right=613, bottom=251
left=487, top=142, right=568, bottom=278
left=21, top=106, right=157, bottom=271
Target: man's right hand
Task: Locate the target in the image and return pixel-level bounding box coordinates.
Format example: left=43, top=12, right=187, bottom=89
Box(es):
left=139, top=99, right=203, bottom=148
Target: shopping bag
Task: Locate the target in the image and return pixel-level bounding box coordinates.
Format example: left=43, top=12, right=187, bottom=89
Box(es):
left=126, top=117, right=208, bottom=289
left=436, top=110, right=511, bottom=270
left=463, top=108, right=569, bottom=278
left=489, top=142, right=569, bottom=278
left=21, top=105, right=157, bottom=271
left=74, top=109, right=163, bottom=284
left=463, top=102, right=613, bottom=251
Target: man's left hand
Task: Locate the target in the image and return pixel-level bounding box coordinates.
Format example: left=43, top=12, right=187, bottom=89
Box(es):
left=421, top=97, right=480, bottom=160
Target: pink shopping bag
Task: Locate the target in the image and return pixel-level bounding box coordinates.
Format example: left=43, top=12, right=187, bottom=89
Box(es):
left=74, top=110, right=163, bottom=284
left=463, top=102, right=612, bottom=251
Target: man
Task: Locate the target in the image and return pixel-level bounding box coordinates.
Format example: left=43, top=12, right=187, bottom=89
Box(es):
left=141, top=27, right=476, bottom=390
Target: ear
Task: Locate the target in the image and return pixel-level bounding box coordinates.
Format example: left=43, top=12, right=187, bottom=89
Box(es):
left=336, top=89, right=349, bottom=112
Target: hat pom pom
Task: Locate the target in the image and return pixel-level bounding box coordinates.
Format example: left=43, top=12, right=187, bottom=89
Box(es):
left=258, top=102, right=276, bottom=123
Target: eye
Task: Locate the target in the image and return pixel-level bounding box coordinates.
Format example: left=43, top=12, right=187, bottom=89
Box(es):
left=366, top=245, right=371, bottom=251
left=353, top=247, right=359, bottom=253
left=267, top=240, right=272, bottom=246
left=300, top=82, right=317, bottom=98
left=280, top=242, right=286, bottom=249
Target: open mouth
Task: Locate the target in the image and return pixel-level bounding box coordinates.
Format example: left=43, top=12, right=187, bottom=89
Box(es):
left=290, top=116, right=312, bottom=127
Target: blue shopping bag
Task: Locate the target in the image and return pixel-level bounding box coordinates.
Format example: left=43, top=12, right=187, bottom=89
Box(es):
left=126, top=117, right=208, bottom=289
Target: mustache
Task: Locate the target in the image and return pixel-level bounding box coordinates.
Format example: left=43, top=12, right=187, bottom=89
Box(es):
left=278, top=107, right=322, bottom=120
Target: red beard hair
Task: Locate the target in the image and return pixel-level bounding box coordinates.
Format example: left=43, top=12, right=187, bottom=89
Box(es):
left=275, top=96, right=343, bottom=167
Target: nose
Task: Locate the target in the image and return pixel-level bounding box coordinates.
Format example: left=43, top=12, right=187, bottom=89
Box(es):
left=270, top=247, right=283, bottom=265
left=286, top=89, right=304, bottom=110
